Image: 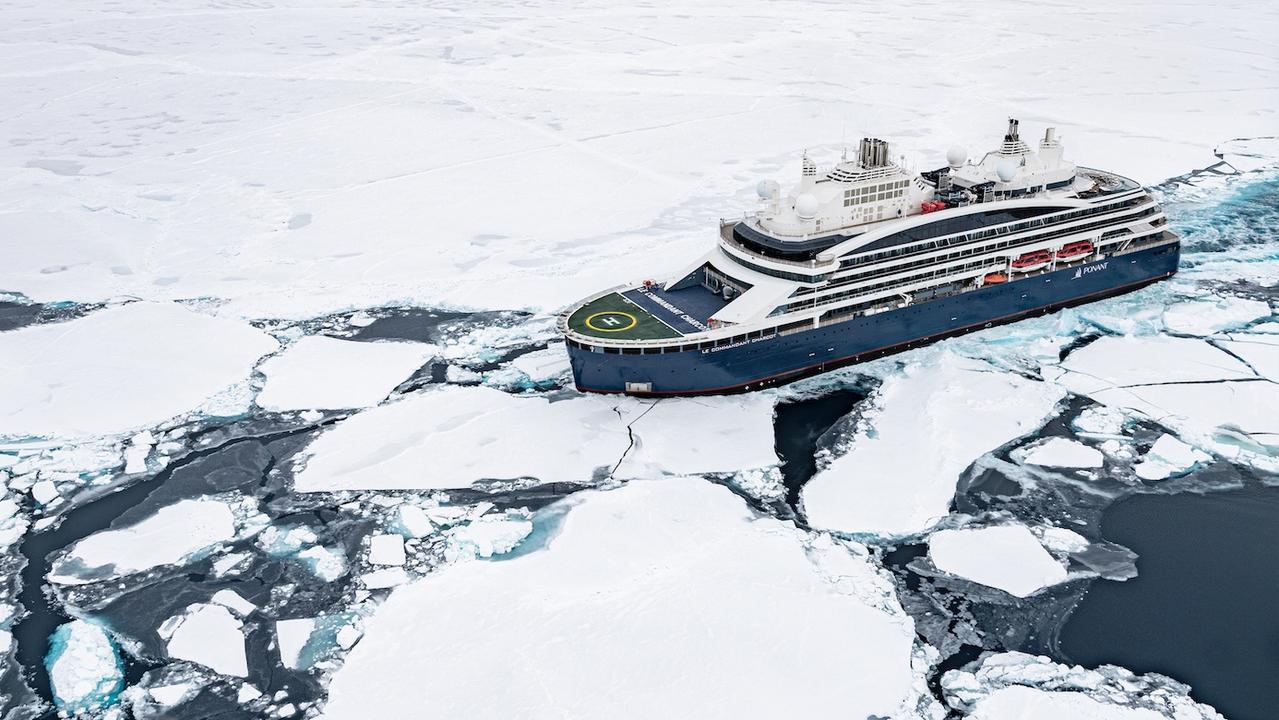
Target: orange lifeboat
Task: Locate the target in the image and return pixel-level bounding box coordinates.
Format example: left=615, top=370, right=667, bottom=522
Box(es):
left=1011, top=250, right=1052, bottom=273
left=1055, top=240, right=1094, bottom=261
left=983, top=272, right=1008, bottom=285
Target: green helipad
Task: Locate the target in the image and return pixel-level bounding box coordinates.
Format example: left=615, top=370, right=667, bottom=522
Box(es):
left=566, top=292, right=681, bottom=340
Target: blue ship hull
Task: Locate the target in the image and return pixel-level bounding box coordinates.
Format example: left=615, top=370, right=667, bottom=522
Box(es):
left=567, top=243, right=1180, bottom=395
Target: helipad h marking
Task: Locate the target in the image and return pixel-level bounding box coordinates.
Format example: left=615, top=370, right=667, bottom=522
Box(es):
left=585, top=311, right=637, bottom=332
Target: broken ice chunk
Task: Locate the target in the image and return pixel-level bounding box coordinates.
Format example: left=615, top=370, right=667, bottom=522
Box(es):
left=367, top=534, right=406, bottom=566
left=1133, top=434, right=1212, bottom=480
left=46, top=619, right=124, bottom=715
left=1162, top=295, right=1270, bottom=336
left=52, top=498, right=238, bottom=585
left=296, top=545, right=348, bottom=581
left=1013, top=437, right=1104, bottom=469
left=255, top=336, right=435, bottom=412
left=445, top=516, right=534, bottom=560
left=360, top=567, right=408, bottom=589
left=160, top=603, right=248, bottom=677
left=210, top=589, right=257, bottom=617
left=928, top=525, right=1068, bottom=598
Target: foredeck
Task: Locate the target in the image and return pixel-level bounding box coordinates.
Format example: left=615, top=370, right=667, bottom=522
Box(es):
left=565, top=285, right=729, bottom=341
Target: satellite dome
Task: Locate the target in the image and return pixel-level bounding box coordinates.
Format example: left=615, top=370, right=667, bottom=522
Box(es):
left=756, top=179, right=780, bottom=200
left=995, top=159, right=1018, bottom=183
left=945, top=145, right=967, bottom=168
left=795, top=193, right=819, bottom=219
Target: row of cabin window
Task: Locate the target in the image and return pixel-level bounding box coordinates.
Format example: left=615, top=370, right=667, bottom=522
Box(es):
left=839, top=197, right=1150, bottom=269
left=843, top=180, right=909, bottom=207
left=824, top=206, right=1159, bottom=290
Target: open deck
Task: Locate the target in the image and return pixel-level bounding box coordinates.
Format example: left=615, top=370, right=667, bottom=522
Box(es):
left=564, top=284, right=728, bottom=341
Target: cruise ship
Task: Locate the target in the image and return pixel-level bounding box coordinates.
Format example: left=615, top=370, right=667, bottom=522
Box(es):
left=559, top=119, right=1180, bottom=395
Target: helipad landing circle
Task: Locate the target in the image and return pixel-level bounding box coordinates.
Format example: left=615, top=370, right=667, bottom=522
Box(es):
left=584, top=311, right=637, bottom=332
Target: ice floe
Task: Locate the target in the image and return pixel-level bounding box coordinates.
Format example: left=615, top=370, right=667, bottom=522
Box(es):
left=46, top=619, right=124, bottom=715
left=0, top=302, right=277, bottom=439
left=443, top=515, right=534, bottom=560
left=323, top=478, right=935, bottom=719
left=255, top=336, right=435, bottom=411
left=928, top=525, right=1069, bottom=598
left=1215, top=334, right=1279, bottom=381
left=1049, top=336, right=1254, bottom=394
left=367, top=534, right=406, bottom=566
left=160, top=603, right=248, bottom=678
left=1162, top=295, right=1270, bottom=336
left=1013, top=437, right=1104, bottom=469
left=51, top=497, right=263, bottom=585
left=1134, top=434, right=1213, bottom=480
left=803, top=352, right=1064, bottom=538
left=295, top=385, right=778, bottom=492
left=943, top=652, right=1224, bottom=719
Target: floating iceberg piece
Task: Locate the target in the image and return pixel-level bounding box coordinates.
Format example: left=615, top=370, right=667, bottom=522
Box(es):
left=928, top=525, right=1069, bottom=598
left=276, top=618, right=318, bottom=670
left=1035, top=526, right=1090, bottom=554
left=368, top=534, right=406, bottom=566
left=1134, top=434, right=1212, bottom=480
left=803, top=352, right=1064, bottom=538
left=943, top=651, right=1224, bottom=719
left=297, top=545, right=348, bottom=581
left=1162, top=295, right=1270, bottom=336
left=52, top=498, right=238, bottom=584
left=255, top=336, right=435, bottom=411
left=1013, top=437, right=1104, bottom=469
left=161, top=603, right=248, bottom=677
left=257, top=524, right=318, bottom=556
left=294, top=386, right=631, bottom=491
left=46, top=619, right=124, bottom=714
left=392, top=504, right=435, bottom=538
left=323, top=478, right=932, bottom=719
left=0, top=302, right=277, bottom=439
left=123, top=430, right=155, bottom=474
left=210, top=589, right=257, bottom=617
left=445, top=516, right=534, bottom=560
left=488, top=345, right=572, bottom=389
left=1072, top=406, right=1128, bottom=436
left=360, top=567, right=408, bottom=590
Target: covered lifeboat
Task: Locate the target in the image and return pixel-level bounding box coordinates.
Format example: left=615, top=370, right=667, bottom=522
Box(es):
left=1055, top=239, right=1095, bottom=262
left=1010, top=249, right=1052, bottom=273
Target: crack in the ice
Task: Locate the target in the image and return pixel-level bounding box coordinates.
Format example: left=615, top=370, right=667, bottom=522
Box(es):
left=606, top=400, right=661, bottom=479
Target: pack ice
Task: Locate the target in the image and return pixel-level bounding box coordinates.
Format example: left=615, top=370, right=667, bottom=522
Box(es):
left=927, top=525, right=1069, bottom=598
left=0, top=302, right=277, bottom=439
left=321, top=478, right=934, bottom=719
left=46, top=619, right=124, bottom=714
left=294, top=386, right=778, bottom=491
left=255, top=335, right=435, bottom=411
left=802, top=352, right=1064, bottom=538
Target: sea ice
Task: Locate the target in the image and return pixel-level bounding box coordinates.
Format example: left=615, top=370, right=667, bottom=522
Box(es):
left=322, top=478, right=932, bottom=719
left=160, top=603, right=248, bottom=678
left=1072, top=406, right=1128, bottom=436
left=255, top=336, right=434, bottom=411
left=1216, top=334, right=1279, bottom=382
left=802, top=352, right=1064, bottom=538
left=943, top=652, right=1224, bottom=719
left=444, top=516, right=534, bottom=560
left=210, top=589, right=257, bottom=617
left=928, top=525, right=1069, bottom=598
left=293, top=386, right=630, bottom=491
left=46, top=619, right=124, bottom=715
left=367, top=534, right=406, bottom=566
left=276, top=618, right=318, bottom=670
left=1013, top=437, right=1104, bottom=469
left=612, top=393, right=779, bottom=478
left=0, top=302, right=277, bottom=439
left=1133, top=434, right=1213, bottom=480
left=1161, top=295, right=1270, bottom=336
left=51, top=498, right=239, bottom=584
left=1048, top=336, right=1254, bottom=395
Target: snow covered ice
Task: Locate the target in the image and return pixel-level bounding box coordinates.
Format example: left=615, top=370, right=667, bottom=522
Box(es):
left=322, top=478, right=935, bottom=719
left=159, top=603, right=249, bottom=678
left=0, top=302, right=277, bottom=439
left=928, top=525, right=1069, bottom=598
left=1014, top=437, right=1105, bottom=469
left=802, top=351, right=1064, bottom=538
left=46, top=619, right=124, bottom=715
left=255, top=336, right=435, bottom=411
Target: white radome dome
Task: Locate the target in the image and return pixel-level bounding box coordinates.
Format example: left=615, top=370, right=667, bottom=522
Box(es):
left=794, top=193, right=819, bottom=219
left=756, top=179, right=780, bottom=200
left=995, top=159, right=1018, bottom=183
left=945, top=145, right=967, bottom=168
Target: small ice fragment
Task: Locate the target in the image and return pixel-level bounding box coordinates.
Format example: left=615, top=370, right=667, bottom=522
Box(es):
left=393, top=504, right=435, bottom=537
left=164, top=603, right=248, bottom=677
left=210, top=589, right=256, bottom=617
left=368, top=534, right=406, bottom=566
left=928, top=525, right=1068, bottom=597
left=360, top=568, right=408, bottom=589
left=238, top=683, right=263, bottom=703
left=276, top=618, right=318, bottom=670
left=32, top=480, right=59, bottom=504
left=297, top=545, right=348, bottom=581
left=1013, top=437, right=1104, bottom=469
left=1134, top=434, right=1212, bottom=480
